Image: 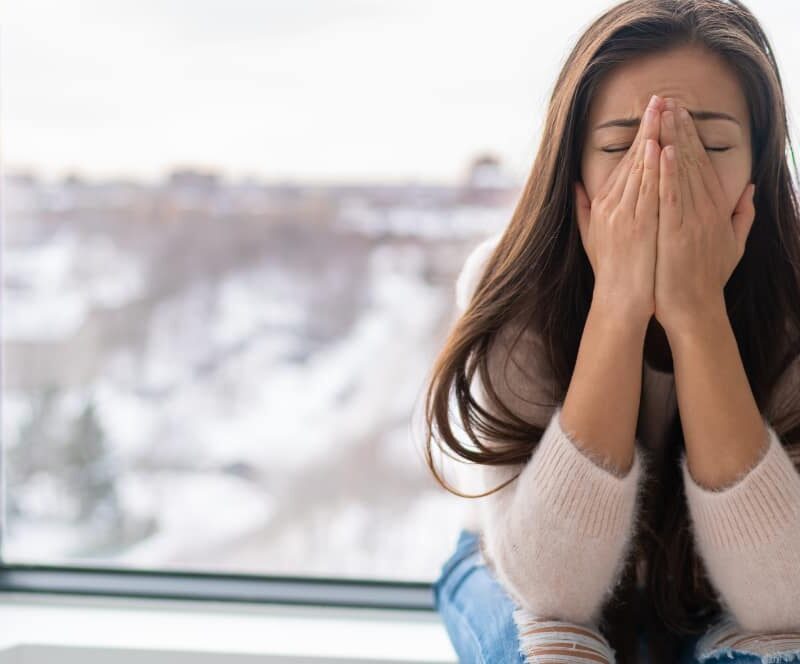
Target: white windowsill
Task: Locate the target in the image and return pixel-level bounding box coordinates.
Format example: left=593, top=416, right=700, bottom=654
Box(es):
left=0, top=592, right=457, bottom=663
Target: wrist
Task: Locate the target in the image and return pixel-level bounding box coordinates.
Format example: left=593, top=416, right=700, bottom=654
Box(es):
left=591, top=289, right=653, bottom=334
left=588, top=295, right=652, bottom=340
left=661, top=298, right=729, bottom=347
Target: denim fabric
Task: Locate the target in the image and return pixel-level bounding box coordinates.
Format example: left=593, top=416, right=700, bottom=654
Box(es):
left=432, top=527, right=527, bottom=663
left=432, top=528, right=800, bottom=664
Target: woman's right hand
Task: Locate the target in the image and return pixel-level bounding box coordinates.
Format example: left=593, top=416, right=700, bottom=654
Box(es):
left=575, top=94, right=664, bottom=325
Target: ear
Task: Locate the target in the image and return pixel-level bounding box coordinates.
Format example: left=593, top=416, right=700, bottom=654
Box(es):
left=574, top=180, right=592, bottom=251
left=731, top=182, right=756, bottom=260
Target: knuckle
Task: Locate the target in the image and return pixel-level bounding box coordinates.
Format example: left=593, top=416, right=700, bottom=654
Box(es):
left=664, top=188, right=680, bottom=206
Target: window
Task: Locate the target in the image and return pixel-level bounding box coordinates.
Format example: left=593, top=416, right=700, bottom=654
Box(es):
left=0, top=1, right=525, bottom=593
left=5, top=0, right=794, bottom=606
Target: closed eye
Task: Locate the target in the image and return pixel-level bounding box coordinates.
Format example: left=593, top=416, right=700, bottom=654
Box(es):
left=601, top=146, right=731, bottom=153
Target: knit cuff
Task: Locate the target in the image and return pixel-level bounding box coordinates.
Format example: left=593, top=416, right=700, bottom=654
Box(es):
left=527, top=406, right=644, bottom=539
left=681, top=421, right=800, bottom=549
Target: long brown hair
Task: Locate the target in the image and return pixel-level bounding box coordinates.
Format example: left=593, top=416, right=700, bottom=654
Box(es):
left=422, top=1, right=800, bottom=661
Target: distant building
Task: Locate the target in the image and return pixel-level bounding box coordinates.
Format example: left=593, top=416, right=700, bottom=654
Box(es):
left=167, top=168, right=221, bottom=192
left=459, top=154, right=518, bottom=205
left=164, top=168, right=222, bottom=212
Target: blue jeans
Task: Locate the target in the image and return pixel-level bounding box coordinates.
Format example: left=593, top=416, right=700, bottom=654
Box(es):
left=432, top=528, right=800, bottom=664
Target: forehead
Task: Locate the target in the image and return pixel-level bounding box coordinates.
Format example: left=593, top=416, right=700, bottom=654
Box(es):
left=589, top=44, right=749, bottom=131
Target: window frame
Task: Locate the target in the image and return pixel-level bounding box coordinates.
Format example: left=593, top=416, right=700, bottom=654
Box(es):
left=0, top=559, right=436, bottom=610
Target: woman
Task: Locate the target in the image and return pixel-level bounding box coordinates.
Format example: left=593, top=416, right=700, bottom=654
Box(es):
left=422, top=0, right=800, bottom=662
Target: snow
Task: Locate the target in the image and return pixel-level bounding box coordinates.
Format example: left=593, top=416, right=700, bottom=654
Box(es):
left=3, top=219, right=495, bottom=582
left=111, top=470, right=276, bottom=569
left=2, top=230, right=145, bottom=342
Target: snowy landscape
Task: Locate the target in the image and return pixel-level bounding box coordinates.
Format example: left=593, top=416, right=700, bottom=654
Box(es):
left=2, top=160, right=519, bottom=582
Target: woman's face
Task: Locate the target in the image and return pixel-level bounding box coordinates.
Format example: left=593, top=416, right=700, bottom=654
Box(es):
left=580, top=43, right=752, bottom=223
left=579, top=43, right=753, bottom=370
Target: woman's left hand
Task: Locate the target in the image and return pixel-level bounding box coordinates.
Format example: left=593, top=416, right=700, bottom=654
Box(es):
left=654, top=98, right=756, bottom=336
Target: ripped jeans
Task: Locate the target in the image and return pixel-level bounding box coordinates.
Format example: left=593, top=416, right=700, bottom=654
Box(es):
left=432, top=528, right=800, bottom=664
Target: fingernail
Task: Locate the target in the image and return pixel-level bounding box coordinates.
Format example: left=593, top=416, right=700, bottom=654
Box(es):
left=665, top=145, right=676, bottom=161
left=649, top=94, right=660, bottom=108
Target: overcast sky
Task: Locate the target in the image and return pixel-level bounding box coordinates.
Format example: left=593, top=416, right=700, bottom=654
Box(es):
left=2, top=0, right=798, bottom=184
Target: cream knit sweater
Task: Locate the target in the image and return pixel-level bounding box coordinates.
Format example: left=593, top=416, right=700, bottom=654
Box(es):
left=444, top=232, right=800, bottom=634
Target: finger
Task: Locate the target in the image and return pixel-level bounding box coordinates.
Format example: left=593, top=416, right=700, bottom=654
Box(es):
left=659, top=101, right=677, bottom=152
left=659, top=142, right=682, bottom=231
left=595, top=103, right=652, bottom=202
left=659, top=99, right=685, bottom=229
left=607, top=96, right=663, bottom=206
left=595, top=95, right=663, bottom=202
left=596, top=130, right=641, bottom=203
left=634, top=138, right=660, bottom=223
left=671, top=105, right=697, bottom=214
left=677, top=105, right=726, bottom=211
left=620, top=104, right=661, bottom=214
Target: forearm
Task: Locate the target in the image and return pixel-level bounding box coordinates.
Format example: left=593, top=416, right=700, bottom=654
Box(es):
left=560, top=293, right=650, bottom=476
left=478, top=406, right=643, bottom=626
left=665, top=298, right=767, bottom=489
left=468, top=280, right=648, bottom=626
left=667, top=300, right=800, bottom=631
left=480, top=296, right=649, bottom=625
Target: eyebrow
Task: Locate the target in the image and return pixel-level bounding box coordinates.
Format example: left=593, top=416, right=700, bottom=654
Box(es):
left=594, top=109, right=741, bottom=130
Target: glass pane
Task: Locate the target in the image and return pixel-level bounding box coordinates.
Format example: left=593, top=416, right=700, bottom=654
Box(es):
left=5, top=0, right=799, bottom=586
left=1, top=0, right=524, bottom=581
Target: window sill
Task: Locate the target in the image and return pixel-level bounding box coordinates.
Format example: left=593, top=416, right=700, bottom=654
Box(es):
left=0, top=592, right=457, bottom=662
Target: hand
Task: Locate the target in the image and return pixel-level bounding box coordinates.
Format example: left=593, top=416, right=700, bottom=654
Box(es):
left=575, top=94, right=664, bottom=325
left=654, top=98, right=756, bottom=336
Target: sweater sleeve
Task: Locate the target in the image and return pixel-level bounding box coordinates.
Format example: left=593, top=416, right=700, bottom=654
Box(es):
left=453, top=234, right=647, bottom=626
left=478, top=404, right=645, bottom=626
left=680, top=418, right=800, bottom=633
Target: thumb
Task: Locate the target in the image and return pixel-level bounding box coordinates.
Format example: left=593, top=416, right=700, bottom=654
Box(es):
left=732, top=182, right=756, bottom=260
